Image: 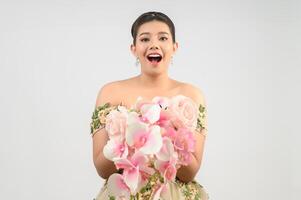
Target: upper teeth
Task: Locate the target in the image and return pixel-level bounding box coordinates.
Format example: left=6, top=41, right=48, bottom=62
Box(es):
left=148, top=54, right=161, bottom=57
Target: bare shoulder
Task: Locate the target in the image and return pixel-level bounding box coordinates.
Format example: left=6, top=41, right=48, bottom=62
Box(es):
left=95, top=76, right=140, bottom=108
left=180, top=82, right=207, bottom=107
left=95, top=80, right=122, bottom=107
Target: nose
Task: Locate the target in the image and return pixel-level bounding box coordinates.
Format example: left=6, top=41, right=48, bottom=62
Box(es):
left=149, top=40, right=159, bottom=50
left=149, top=45, right=159, bottom=50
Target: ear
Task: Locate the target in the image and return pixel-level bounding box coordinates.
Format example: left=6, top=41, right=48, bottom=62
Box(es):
left=130, top=44, right=137, bottom=57
left=172, top=42, right=179, bottom=55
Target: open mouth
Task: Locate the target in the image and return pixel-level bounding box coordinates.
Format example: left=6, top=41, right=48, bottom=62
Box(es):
left=146, top=54, right=162, bottom=64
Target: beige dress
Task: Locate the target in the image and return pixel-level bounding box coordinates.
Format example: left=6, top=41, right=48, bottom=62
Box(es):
left=90, top=101, right=209, bottom=200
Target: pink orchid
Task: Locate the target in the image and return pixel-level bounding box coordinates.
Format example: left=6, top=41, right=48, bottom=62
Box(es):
left=139, top=103, right=161, bottom=124
left=107, top=173, right=131, bottom=200
left=155, top=137, right=175, bottom=161
left=154, top=109, right=173, bottom=129
left=154, top=137, right=178, bottom=182
left=103, top=138, right=128, bottom=161
left=152, top=183, right=169, bottom=200
left=126, top=113, right=162, bottom=154
left=152, top=96, right=170, bottom=110
left=114, top=151, right=155, bottom=194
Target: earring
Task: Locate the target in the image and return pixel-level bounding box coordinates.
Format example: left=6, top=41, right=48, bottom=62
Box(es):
left=170, top=56, right=174, bottom=66
left=135, top=57, right=140, bottom=67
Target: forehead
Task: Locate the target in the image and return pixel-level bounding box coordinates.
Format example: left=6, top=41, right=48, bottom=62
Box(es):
left=137, top=21, right=171, bottom=36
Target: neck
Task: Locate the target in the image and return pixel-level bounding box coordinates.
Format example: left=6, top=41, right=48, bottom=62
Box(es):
left=136, top=73, right=172, bottom=90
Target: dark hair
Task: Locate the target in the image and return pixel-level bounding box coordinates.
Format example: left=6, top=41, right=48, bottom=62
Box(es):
left=131, top=11, right=176, bottom=45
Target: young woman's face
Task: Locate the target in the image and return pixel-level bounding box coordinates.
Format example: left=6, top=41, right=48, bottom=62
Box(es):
left=131, top=20, right=178, bottom=75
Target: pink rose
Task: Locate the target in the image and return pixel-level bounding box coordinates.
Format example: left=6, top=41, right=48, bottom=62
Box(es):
left=105, top=106, right=128, bottom=140
left=169, top=95, right=198, bottom=131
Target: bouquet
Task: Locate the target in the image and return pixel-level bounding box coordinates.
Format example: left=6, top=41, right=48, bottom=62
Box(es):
left=102, top=95, right=199, bottom=200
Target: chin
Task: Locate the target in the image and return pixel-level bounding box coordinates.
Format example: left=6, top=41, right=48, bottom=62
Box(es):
left=147, top=68, right=168, bottom=76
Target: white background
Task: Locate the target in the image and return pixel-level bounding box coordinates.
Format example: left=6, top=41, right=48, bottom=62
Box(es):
left=0, top=0, right=300, bottom=199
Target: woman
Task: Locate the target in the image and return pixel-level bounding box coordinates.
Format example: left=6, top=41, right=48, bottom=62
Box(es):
left=90, top=11, right=209, bottom=200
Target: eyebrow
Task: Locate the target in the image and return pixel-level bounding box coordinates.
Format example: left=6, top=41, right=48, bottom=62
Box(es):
left=138, top=31, right=169, bottom=37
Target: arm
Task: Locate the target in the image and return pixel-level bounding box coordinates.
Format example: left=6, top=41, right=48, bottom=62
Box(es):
left=92, top=128, right=119, bottom=179
left=92, top=82, right=120, bottom=179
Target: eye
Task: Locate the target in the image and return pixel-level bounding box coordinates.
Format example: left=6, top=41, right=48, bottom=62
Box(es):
left=160, top=37, right=168, bottom=41
left=140, top=38, right=149, bottom=42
